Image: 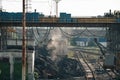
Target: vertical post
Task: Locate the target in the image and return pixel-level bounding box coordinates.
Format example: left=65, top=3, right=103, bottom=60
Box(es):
left=22, top=0, right=26, bottom=80
left=56, top=2, right=58, bottom=17
left=10, top=55, right=14, bottom=80
left=1, top=27, right=7, bottom=50
left=0, top=0, right=2, bottom=11
left=27, top=52, right=35, bottom=80
left=53, top=0, right=61, bottom=17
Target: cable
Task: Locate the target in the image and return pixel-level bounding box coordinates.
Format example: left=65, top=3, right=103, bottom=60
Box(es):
left=59, top=27, right=87, bottom=38
left=86, top=27, right=106, bottom=37
left=35, top=27, right=49, bottom=42
left=39, top=27, right=51, bottom=44
left=60, top=27, right=87, bottom=36
left=32, top=27, right=53, bottom=46
left=32, top=27, right=40, bottom=45
left=59, top=27, right=106, bottom=39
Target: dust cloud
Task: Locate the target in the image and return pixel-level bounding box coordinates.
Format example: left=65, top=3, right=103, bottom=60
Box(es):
left=47, top=28, right=68, bottom=62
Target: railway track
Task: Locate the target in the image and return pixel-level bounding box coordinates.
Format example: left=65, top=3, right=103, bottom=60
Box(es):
left=35, top=45, right=117, bottom=80
left=74, top=50, right=96, bottom=80
left=72, top=48, right=117, bottom=80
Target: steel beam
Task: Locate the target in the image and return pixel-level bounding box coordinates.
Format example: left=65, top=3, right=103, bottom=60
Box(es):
left=0, top=22, right=120, bottom=27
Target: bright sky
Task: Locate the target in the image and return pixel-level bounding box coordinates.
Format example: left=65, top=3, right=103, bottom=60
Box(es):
left=2, top=0, right=120, bottom=16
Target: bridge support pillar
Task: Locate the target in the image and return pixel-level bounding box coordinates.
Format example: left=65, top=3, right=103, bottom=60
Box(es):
left=9, top=55, right=14, bottom=80
left=27, top=51, right=35, bottom=80
left=0, top=27, right=7, bottom=50
left=107, top=26, right=120, bottom=71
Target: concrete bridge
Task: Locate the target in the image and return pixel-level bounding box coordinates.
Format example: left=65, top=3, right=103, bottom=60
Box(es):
left=0, top=20, right=120, bottom=27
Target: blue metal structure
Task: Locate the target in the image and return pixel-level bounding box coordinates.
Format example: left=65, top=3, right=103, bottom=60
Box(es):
left=0, top=11, right=120, bottom=27
left=0, top=12, right=44, bottom=22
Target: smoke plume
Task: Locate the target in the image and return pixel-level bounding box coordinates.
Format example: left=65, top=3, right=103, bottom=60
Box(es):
left=47, top=28, right=68, bottom=61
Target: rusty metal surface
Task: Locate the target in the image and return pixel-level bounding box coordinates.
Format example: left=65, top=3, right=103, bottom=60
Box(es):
left=22, top=0, right=26, bottom=80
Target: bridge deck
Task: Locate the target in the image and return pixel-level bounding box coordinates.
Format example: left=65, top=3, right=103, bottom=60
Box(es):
left=0, top=21, right=120, bottom=27
left=0, top=16, right=120, bottom=27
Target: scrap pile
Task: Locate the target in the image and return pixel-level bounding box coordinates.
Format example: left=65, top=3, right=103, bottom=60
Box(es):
left=34, top=45, right=85, bottom=79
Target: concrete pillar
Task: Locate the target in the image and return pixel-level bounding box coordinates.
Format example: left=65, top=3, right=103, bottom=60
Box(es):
left=27, top=51, right=35, bottom=80
left=9, top=55, right=14, bottom=80
left=0, top=51, right=35, bottom=79
left=107, top=27, right=120, bottom=71
left=0, top=28, right=1, bottom=50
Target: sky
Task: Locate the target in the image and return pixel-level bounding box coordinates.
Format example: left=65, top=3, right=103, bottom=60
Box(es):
left=2, top=0, right=120, bottom=16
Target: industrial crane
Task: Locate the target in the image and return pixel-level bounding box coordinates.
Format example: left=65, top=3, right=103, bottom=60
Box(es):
left=94, top=38, right=115, bottom=69
left=94, top=38, right=107, bottom=56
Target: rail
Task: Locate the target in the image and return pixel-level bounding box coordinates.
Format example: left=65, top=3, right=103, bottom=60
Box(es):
left=74, top=50, right=96, bottom=80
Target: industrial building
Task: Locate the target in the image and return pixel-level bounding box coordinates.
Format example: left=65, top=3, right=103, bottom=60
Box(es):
left=0, top=0, right=120, bottom=79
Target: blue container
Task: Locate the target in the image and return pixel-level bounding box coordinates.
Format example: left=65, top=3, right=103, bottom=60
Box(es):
left=59, top=12, right=72, bottom=23
left=0, top=13, right=1, bottom=21
left=32, top=13, right=37, bottom=22
left=72, top=18, right=77, bottom=23
left=6, top=12, right=12, bottom=21
left=60, top=13, right=66, bottom=18
left=1, top=12, right=5, bottom=21
left=117, top=18, right=120, bottom=23
left=16, top=13, right=22, bottom=21
left=66, top=14, right=71, bottom=18
left=12, top=13, right=16, bottom=21
left=33, top=13, right=39, bottom=22
left=0, top=12, right=40, bottom=22
left=66, top=19, right=71, bottom=23
left=59, top=18, right=66, bottom=23
left=28, top=13, right=31, bottom=21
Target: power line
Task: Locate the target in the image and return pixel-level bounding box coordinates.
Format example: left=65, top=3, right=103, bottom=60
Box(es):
left=86, top=28, right=106, bottom=37
left=32, top=27, right=52, bottom=46
left=59, top=27, right=87, bottom=38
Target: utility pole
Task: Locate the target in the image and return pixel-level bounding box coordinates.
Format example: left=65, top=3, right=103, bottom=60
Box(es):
left=0, top=0, right=2, bottom=11
left=26, top=0, right=32, bottom=12
left=53, top=0, right=61, bottom=17
left=22, top=0, right=26, bottom=80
